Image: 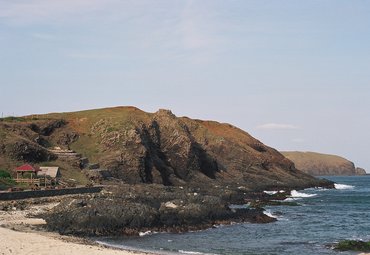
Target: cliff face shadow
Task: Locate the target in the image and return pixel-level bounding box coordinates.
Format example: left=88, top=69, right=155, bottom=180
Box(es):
left=135, top=120, right=219, bottom=185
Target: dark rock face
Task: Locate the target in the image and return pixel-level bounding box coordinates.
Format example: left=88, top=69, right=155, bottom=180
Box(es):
left=97, top=109, right=326, bottom=190
left=55, top=131, right=79, bottom=147
left=102, top=111, right=220, bottom=186
left=43, top=184, right=275, bottom=236
left=38, top=119, right=66, bottom=136
left=5, top=139, right=56, bottom=162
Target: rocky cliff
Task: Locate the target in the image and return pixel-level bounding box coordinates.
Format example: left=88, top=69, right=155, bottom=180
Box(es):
left=281, top=151, right=367, bottom=176
left=0, top=107, right=336, bottom=236
left=0, top=107, right=331, bottom=190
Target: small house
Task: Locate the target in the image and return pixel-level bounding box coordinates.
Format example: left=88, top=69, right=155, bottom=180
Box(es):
left=38, top=167, right=61, bottom=183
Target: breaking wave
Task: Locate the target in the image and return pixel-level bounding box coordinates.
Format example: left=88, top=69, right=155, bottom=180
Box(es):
left=290, top=190, right=317, bottom=198
left=179, top=250, right=219, bottom=255
left=334, top=183, right=354, bottom=190
left=263, top=209, right=277, bottom=219
left=264, top=191, right=278, bottom=195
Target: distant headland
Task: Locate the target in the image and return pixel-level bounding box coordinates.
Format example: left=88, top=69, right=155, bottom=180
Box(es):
left=281, top=151, right=367, bottom=176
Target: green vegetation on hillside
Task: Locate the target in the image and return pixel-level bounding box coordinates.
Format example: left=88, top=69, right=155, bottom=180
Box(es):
left=0, top=116, right=26, bottom=122
left=0, top=169, right=15, bottom=190
left=0, top=169, right=11, bottom=178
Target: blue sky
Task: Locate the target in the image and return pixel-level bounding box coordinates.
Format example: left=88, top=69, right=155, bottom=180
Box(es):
left=1, top=0, right=369, bottom=171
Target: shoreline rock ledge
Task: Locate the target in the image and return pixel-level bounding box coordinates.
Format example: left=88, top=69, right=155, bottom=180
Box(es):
left=42, top=185, right=278, bottom=236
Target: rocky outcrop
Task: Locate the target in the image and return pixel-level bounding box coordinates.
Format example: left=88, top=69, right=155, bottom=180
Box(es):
left=92, top=109, right=328, bottom=190
left=355, top=167, right=367, bottom=175
left=43, top=184, right=275, bottom=236
left=5, top=138, right=56, bottom=163
left=282, top=151, right=367, bottom=176
left=334, top=240, right=370, bottom=252
left=102, top=110, right=220, bottom=185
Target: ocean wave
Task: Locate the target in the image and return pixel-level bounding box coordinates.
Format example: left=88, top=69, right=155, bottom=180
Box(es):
left=264, top=191, right=278, bottom=195
left=290, top=190, right=317, bottom=198
left=334, top=183, right=354, bottom=190
left=95, top=241, right=130, bottom=250
left=283, top=197, right=302, bottom=202
left=304, top=187, right=329, bottom=192
left=179, top=250, right=219, bottom=255
left=264, top=190, right=286, bottom=195
left=263, top=209, right=277, bottom=219
left=139, top=230, right=158, bottom=236
left=96, top=241, right=162, bottom=254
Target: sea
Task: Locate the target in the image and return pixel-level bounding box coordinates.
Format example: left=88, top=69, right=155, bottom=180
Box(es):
left=97, top=176, right=370, bottom=255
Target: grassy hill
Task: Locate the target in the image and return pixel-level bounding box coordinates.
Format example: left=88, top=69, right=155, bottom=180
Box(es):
left=0, top=106, right=331, bottom=190
left=281, top=151, right=366, bottom=176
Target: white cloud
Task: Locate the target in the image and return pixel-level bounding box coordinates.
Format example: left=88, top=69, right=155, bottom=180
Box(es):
left=256, top=123, right=300, bottom=130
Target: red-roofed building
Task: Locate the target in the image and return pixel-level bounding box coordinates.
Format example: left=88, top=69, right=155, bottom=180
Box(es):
left=14, top=164, right=41, bottom=185
left=15, top=164, right=41, bottom=172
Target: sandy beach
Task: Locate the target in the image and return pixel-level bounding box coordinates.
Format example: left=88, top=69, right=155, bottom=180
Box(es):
left=0, top=198, right=153, bottom=255
left=0, top=226, right=149, bottom=255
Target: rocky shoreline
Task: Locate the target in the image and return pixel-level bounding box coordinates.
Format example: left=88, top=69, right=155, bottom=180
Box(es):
left=38, top=180, right=333, bottom=237
left=0, top=195, right=153, bottom=255
left=0, top=179, right=335, bottom=254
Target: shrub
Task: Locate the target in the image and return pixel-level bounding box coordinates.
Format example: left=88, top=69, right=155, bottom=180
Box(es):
left=0, top=169, right=11, bottom=179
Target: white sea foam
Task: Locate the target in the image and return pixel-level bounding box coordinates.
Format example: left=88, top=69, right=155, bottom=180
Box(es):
left=139, top=230, right=157, bottom=236
left=179, top=251, right=204, bottom=254
left=290, top=190, right=317, bottom=198
left=95, top=241, right=131, bottom=250
left=179, top=250, right=219, bottom=255
left=264, top=191, right=278, bottom=195
left=334, top=183, right=354, bottom=190
left=263, top=209, right=277, bottom=219
left=316, top=187, right=329, bottom=191
left=283, top=197, right=301, bottom=202
left=96, top=241, right=157, bottom=254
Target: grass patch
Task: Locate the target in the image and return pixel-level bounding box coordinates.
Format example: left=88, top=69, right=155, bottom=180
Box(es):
left=60, top=167, right=90, bottom=185
left=0, top=129, right=6, bottom=139
left=106, top=126, right=117, bottom=133
left=0, top=169, right=15, bottom=190
left=70, top=135, right=99, bottom=162
left=335, top=240, right=370, bottom=252
left=0, top=116, right=26, bottom=122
